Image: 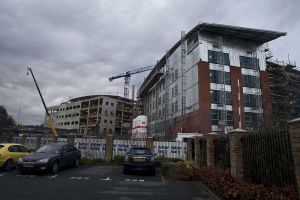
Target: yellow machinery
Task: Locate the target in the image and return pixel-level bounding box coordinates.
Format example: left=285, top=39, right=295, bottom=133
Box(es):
left=27, top=67, right=57, bottom=137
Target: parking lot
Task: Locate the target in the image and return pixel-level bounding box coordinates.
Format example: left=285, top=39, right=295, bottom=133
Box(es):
left=0, top=165, right=218, bottom=200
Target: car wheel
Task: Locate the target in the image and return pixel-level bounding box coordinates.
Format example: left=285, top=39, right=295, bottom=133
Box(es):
left=73, top=157, right=80, bottom=167
left=3, top=159, right=14, bottom=171
left=51, top=161, right=59, bottom=174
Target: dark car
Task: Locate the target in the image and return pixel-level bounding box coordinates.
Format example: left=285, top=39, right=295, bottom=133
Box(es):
left=18, top=143, right=81, bottom=174
left=123, top=147, right=155, bottom=175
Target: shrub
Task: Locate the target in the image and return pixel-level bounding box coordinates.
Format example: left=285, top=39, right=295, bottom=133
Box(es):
left=161, top=161, right=177, bottom=177
left=198, top=166, right=298, bottom=200
left=175, top=161, right=200, bottom=181
left=113, top=155, right=125, bottom=166
left=155, top=155, right=183, bottom=167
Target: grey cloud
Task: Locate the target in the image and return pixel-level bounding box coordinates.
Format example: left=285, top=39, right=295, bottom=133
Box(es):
left=0, top=0, right=299, bottom=124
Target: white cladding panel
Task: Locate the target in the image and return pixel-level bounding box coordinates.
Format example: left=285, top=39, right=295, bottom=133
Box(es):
left=74, top=138, right=106, bottom=159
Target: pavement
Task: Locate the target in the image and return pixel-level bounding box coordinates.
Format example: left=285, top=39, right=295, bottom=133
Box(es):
left=0, top=165, right=218, bottom=200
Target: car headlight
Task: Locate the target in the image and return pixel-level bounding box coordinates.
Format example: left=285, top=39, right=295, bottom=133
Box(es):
left=38, top=158, right=49, bottom=163
left=125, top=155, right=129, bottom=162
left=18, top=157, right=23, bottom=163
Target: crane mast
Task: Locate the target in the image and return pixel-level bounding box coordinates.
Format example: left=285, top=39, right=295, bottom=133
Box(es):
left=109, top=65, right=154, bottom=99
left=27, top=67, right=58, bottom=136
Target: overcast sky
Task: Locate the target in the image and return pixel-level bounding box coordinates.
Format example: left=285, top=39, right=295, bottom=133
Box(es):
left=0, top=0, right=299, bottom=125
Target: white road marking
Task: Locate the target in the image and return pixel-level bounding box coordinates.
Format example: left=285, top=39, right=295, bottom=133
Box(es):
left=139, top=180, right=144, bottom=182
left=29, top=175, right=36, bottom=178
left=125, top=179, right=131, bottom=182
left=132, top=179, right=137, bottom=182
left=70, top=176, right=90, bottom=180
left=101, top=177, right=112, bottom=181
left=48, top=175, right=57, bottom=178
left=0, top=173, right=7, bottom=177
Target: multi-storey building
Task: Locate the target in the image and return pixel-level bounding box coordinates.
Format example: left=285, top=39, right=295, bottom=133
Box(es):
left=138, top=23, right=286, bottom=139
left=46, top=95, right=135, bottom=137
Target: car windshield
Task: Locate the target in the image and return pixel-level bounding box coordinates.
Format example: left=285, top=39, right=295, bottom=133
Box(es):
left=36, top=145, right=61, bottom=154
left=129, top=148, right=151, bottom=155
left=0, top=145, right=4, bottom=149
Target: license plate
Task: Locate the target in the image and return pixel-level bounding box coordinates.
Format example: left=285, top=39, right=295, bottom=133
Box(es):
left=133, top=157, right=145, bottom=162
left=23, top=164, right=34, bottom=168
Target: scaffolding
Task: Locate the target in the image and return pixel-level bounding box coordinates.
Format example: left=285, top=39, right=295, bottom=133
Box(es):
left=180, top=31, right=187, bottom=133
left=164, top=50, right=170, bottom=135
left=267, top=60, right=300, bottom=122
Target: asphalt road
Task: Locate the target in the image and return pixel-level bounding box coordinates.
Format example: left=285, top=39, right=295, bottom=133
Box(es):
left=0, top=165, right=218, bottom=200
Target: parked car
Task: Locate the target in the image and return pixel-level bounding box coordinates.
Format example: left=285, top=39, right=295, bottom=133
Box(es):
left=123, top=147, right=155, bottom=175
left=0, top=143, right=31, bottom=171
left=18, top=143, right=81, bottom=174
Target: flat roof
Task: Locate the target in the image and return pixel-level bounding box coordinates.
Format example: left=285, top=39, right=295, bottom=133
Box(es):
left=138, top=23, right=286, bottom=97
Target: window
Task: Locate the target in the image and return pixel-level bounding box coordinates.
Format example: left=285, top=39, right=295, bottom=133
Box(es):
left=211, top=110, right=233, bottom=126
left=245, top=112, right=260, bottom=127
left=175, top=100, right=178, bottom=112
left=105, top=102, right=109, bottom=105
left=171, top=102, right=175, bottom=113
left=243, top=75, right=260, bottom=88
left=111, top=102, right=114, bottom=106
left=18, top=145, right=30, bottom=153
left=172, top=87, right=175, bottom=97
left=240, top=56, right=259, bottom=70
left=208, top=50, right=230, bottom=65
left=104, top=110, right=108, bottom=116
left=175, top=85, right=178, bottom=96
left=210, top=70, right=231, bottom=85
left=110, top=120, right=113, bottom=124
left=211, top=90, right=232, bottom=105
left=243, top=94, right=260, bottom=107
left=104, top=120, right=107, bottom=123
left=175, top=69, right=179, bottom=79
left=187, top=33, right=199, bottom=53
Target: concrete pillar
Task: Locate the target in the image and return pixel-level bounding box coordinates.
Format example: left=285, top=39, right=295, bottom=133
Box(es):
left=207, top=133, right=218, bottom=167
left=289, top=118, right=300, bottom=197
left=52, top=135, right=58, bottom=143
left=20, top=135, right=27, bottom=145
left=146, top=137, right=154, bottom=150
left=229, top=128, right=248, bottom=180
left=194, top=136, right=201, bottom=166
left=105, top=134, right=113, bottom=162
left=67, top=134, right=75, bottom=145
left=187, top=138, right=194, bottom=161
left=35, top=135, right=43, bottom=149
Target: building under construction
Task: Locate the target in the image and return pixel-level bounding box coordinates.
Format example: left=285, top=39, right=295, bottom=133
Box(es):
left=267, top=60, right=300, bottom=123
left=138, top=23, right=286, bottom=140
left=47, top=95, right=136, bottom=137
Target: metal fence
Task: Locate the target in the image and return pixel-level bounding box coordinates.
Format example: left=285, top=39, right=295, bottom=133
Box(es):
left=242, top=131, right=296, bottom=187
left=214, top=137, right=230, bottom=169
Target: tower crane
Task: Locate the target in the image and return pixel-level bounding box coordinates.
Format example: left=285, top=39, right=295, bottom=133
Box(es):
left=109, top=65, right=155, bottom=99
left=27, top=67, right=58, bottom=137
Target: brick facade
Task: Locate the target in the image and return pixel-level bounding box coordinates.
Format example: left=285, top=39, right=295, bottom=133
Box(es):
left=230, top=66, right=245, bottom=129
